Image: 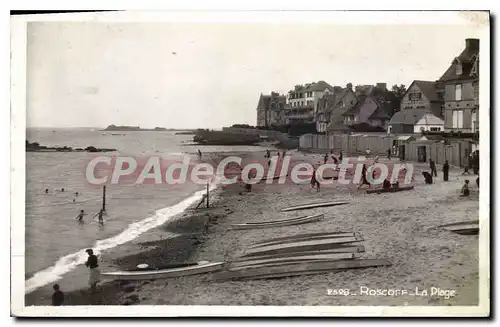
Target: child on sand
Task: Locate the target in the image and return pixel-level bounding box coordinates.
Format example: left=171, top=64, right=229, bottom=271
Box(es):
left=461, top=180, right=470, bottom=197
left=51, top=284, right=64, bottom=306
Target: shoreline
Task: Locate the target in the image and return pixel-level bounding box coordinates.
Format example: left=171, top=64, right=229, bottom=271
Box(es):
left=26, top=151, right=480, bottom=306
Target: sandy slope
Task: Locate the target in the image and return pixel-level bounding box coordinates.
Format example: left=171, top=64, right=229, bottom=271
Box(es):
left=113, top=152, right=480, bottom=306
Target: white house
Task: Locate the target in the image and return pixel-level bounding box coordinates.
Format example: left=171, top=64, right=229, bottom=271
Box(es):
left=413, top=113, right=445, bottom=133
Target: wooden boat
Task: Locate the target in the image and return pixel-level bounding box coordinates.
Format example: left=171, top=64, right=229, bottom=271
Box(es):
left=366, top=186, right=414, bottom=194
left=250, top=231, right=358, bottom=248
left=101, top=261, right=224, bottom=281
left=242, top=235, right=364, bottom=257
left=215, top=258, right=391, bottom=281
left=438, top=220, right=479, bottom=228
left=280, top=201, right=349, bottom=212
left=233, top=245, right=365, bottom=263
left=443, top=223, right=479, bottom=231
left=230, top=214, right=323, bottom=230
left=230, top=252, right=356, bottom=270
left=451, top=228, right=479, bottom=235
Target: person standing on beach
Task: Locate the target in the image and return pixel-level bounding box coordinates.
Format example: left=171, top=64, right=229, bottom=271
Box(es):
left=387, top=149, right=391, bottom=160
left=323, top=153, right=328, bottom=165
left=310, top=166, right=320, bottom=192
left=51, top=284, right=64, bottom=306
left=85, top=249, right=101, bottom=291
left=197, top=149, right=202, bottom=158
left=75, top=209, right=87, bottom=222
left=443, top=160, right=450, bottom=181
left=339, top=150, right=343, bottom=162
left=429, top=159, right=437, bottom=177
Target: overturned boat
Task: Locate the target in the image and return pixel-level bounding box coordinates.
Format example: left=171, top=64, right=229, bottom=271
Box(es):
left=280, top=201, right=349, bottom=212
left=229, top=214, right=324, bottom=230
left=215, top=258, right=391, bottom=281
left=242, top=235, right=364, bottom=258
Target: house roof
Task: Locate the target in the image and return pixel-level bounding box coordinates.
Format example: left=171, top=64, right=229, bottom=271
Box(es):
left=343, top=95, right=367, bottom=116
left=369, top=104, right=391, bottom=120
left=257, top=93, right=286, bottom=111
left=297, top=81, right=335, bottom=93
left=389, top=109, right=428, bottom=125
left=439, top=39, right=479, bottom=82
left=411, top=80, right=441, bottom=102
left=415, top=113, right=444, bottom=125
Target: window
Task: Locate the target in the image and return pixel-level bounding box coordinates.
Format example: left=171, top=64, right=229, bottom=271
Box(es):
left=409, top=91, right=422, bottom=103
left=430, top=127, right=441, bottom=132
left=452, top=110, right=464, bottom=128
left=456, top=64, right=462, bottom=75
left=455, top=84, right=462, bottom=101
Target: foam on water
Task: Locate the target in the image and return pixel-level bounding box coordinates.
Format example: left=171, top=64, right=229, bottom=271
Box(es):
left=25, top=182, right=219, bottom=294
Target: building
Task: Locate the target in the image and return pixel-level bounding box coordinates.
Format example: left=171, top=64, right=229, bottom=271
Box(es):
left=438, top=38, right=479, bottom=133
left=256, top=92, right=287, bottom=127
left=342, top=83, right=396, bottom=130
left=285, top=81, right=335, bottom=126
left=399, top=80, right=445, bottom=118
left=325, top=83, right=359, bottom=132
left=388, top=109, right=444, bottom=134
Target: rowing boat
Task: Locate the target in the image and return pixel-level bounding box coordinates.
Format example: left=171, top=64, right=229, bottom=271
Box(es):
left=242, top=235, right=364, bottom=257
left=230, top=214, right=323, bottom=230
left=101, top=261, right=224, bottom=280
left=451, top=228, right=479, bottom=235
left=233, top=245, right=365, bottom=262
left=250, top=231, right=358, bottom=248
left=215, top=258, right=391, bottom=281
left=438, top=220, right=479, bottom=228
left=230, top=252, right=356, bottom=270
left=365, top=186, right=414, bottom=194
left=280, top=201, right=349, bottom=212
left=249, top=232, right=359, bottom=249
left=443, top=223, right=479, bottom=231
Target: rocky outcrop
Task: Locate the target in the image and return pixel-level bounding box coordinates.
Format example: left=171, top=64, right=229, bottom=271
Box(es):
left=26, top=140, right=116, bottom=152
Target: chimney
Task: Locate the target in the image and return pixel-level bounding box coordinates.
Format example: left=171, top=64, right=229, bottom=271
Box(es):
left=376, top=83, right=387, bottom=90
left=465, top=38, right=479, bottom=50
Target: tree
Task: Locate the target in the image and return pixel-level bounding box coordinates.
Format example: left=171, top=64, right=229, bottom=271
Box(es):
left=390, top=84, right=407, bottom=114
left=391, top=84, right=407, bottom=100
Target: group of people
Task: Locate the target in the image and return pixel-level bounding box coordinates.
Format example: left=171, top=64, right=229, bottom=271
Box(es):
left=423, top=158, right=479, bottom=197
left=45, top=188, right=80, bottom=203
left=75, top=208, right=106, bottom=225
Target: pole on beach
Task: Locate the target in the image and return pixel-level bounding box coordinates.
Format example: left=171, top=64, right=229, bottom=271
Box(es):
left=206, top=183, right=210, bottom=208
left=102, top=185, right=106, bottom=212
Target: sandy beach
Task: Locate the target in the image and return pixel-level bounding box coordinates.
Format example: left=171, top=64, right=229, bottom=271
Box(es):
left=26, top=150, right=479, bottom=306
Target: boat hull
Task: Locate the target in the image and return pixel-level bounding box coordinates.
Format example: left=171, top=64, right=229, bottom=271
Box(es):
left=101, top=262, right=224, bottom=281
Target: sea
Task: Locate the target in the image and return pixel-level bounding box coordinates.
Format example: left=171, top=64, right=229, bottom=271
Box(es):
left=24, top=128, right=268, bottom=295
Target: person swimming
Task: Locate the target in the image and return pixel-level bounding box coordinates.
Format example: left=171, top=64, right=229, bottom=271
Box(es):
left=45, top=188, right=49, bottom=194
left=75, top=209, right=87, bottom=222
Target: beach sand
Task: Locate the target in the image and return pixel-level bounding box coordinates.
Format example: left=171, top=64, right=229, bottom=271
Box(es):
left=26, top=151, right=480, bottom=306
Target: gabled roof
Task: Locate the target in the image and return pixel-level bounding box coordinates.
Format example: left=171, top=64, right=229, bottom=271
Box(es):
left=389, top=109, right=428, bottom=125
left=404, top=80, right=442, bottom=102
left=343, top=95, right=367, bottom=116
left=369, top=104, right=391, bottom=120
left=439, top=39, right=479, bottom=82
left=304, top=80, right=334, bottom=92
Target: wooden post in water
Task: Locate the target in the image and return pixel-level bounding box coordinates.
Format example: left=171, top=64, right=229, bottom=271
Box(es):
left=206, top=183, right=209, bottom=208
left=102, top=185, right=106, bottom=212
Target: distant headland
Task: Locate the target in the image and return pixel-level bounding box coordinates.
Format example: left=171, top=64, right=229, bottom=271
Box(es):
left=102, top=125, right=168, bottom=132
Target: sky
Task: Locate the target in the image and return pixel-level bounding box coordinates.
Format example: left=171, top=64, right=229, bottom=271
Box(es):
left=25, top=20, right=482, bottom=129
